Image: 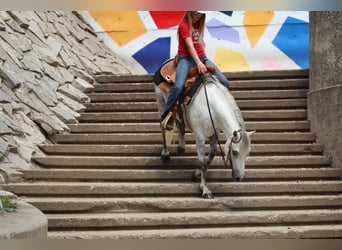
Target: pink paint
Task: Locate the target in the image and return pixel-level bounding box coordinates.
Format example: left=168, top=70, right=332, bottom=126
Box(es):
left=261, top=60, right=283, bottom=70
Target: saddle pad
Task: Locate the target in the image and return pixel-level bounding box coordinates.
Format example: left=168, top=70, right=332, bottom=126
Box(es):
left=153, top=58, right=174, bottom=86
left=160, top=58, right=177, bottom=83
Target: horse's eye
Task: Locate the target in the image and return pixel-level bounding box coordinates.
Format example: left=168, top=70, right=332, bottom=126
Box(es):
left=232, top=150, right=239, bottom=156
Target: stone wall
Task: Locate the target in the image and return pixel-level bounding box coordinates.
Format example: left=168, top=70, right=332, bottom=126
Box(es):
left=308, top=12, right=342, bottom=175
left=0, top=11, right=135, bottom=178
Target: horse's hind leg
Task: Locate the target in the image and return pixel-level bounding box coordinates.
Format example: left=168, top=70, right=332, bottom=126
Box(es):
left=161, top=128, right=170, bottom=162
left=195, top=135, right=214, bottom=199
left=154, top=86, right=170, bottom=162
left=176, top=119, right=185, bottom=155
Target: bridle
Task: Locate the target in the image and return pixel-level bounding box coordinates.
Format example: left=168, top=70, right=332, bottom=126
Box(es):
left=224, top=129, right=243, bottom=167
left=202, top=73, right=243, bottom=169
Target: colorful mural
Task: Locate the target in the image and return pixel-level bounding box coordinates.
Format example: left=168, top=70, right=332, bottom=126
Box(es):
left=82, top=11, right=309, bottom=74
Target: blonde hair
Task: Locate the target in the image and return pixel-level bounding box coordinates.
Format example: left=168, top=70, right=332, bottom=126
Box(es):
left=181, top=11, right=206, bottom=44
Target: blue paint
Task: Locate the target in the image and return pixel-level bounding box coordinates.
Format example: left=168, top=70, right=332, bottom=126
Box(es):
left=133, top=37, right=171, bottom=73
left=272, top=17, right=309, bottom=69
left=206, top=18, right=240, bottom=44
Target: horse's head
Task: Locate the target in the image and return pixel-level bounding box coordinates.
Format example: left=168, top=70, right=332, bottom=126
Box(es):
left=224, top=130, right=255, bottom=181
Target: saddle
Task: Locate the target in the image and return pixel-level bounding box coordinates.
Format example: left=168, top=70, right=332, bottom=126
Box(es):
left=153, top=57, right=215, bottom=130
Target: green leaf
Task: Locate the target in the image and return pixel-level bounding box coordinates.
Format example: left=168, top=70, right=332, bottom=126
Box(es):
left=0, top=196, right=18, bottom=213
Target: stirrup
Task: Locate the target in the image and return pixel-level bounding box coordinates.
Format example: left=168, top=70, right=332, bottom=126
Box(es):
left=161, top=112, right=174, bottom=131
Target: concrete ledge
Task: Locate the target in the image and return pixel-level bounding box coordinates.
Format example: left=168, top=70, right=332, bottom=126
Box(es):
left=307, top=84, right=342, bottom=175
left=0, top=199, right=48, bottom=239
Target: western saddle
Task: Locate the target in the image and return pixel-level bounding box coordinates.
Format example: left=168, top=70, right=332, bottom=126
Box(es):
left=153, top=57, right=215, bottom=130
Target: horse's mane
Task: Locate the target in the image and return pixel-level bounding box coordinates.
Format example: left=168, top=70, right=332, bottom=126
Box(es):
left=204, top=74, right=246, bottom=130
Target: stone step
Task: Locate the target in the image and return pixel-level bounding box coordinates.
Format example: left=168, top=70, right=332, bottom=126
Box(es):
left=83, top=99, right=307, bottom=112
left=87, top=90, right=308, bottom=102
left=84, top=101, right=158, bottom=112
left=78, top=110, right=307, bottom=123
left=46, top=209, right=342, bottom=229
left=221, top=69, right=309, bottom=80
left=228, top=78, right=309, bottom=90
left=94, top=69, right=309, bottom=83
left=51, top=132, right=316, bottom=144
left=92, top=78, right=309, bottom=93
left=94, top=82, right=155, bottom=93
left=31, top=155, right=332, bottom=169
left=95, top=74, right=154, bottom=83
left=21, top=168, right=341, bottom=182
left=66, top=121, right=310, bottom=134
left=47, top=224, right=342, bottom=239
left=38, top=143, right=324, bottom=156
left=23, top=195, right=342, bottom=212
left=12, top=69, right=342, bottom=239
left=2, top=181, right=342, bottom=196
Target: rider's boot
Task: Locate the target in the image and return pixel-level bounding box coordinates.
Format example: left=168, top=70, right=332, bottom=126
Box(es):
left=161, top=102, right=179, bottom=131
left=161, top=111, right=174, bottom=130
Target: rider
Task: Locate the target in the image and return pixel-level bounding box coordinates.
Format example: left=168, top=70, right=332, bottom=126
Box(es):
left=161, top=11, right=229, bottom=129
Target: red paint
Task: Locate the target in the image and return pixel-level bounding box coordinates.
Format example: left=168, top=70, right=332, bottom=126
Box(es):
left=150, top=11, right=185, bottom=29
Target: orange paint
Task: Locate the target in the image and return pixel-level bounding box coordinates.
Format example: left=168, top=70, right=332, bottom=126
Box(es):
left=90, top=11, right=147, bottom=47
left=243, top=11, right=274, bottom=48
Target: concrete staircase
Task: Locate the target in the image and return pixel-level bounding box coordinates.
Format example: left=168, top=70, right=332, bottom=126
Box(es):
left=2, top=70, right=342, bottom=239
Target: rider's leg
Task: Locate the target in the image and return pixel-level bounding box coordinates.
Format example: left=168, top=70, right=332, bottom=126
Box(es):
left=203, top=58, right=229, bottom=89
left=161, top=56, right=194, bottom=120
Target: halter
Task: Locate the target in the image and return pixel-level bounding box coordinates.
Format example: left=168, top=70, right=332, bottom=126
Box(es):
left=202, top=73, right=243, bottom=169
left=224, top=129, right=243, bottom=167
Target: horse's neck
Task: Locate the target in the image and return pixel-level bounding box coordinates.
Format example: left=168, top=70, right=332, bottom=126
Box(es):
left=221, top=113, right=241, bottom=140
left=210, top=77, right=244, bottom=139
left=191, top=75, right=244, bottom=139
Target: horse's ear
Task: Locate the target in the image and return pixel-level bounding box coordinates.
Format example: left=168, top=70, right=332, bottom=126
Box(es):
left=247, top=130, right=256, bottom=137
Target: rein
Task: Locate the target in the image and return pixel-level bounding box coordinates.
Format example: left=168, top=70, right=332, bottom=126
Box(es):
left=202, top=74, right=243, bottom=169
left=202, top=74, right=229, bottom=169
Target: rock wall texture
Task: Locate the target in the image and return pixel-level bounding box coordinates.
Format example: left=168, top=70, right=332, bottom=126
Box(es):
left=0, top=11, right=134, bottom=177
left=308, top=12, right=342, bottom=173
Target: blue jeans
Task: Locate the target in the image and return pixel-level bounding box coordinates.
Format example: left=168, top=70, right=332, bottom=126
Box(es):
left=161, top=55, right=229, bottom=119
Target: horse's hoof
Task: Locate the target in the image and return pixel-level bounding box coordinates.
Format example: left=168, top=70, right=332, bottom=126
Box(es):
left=202, top=192, right=214, bottom=199
left=177, top=146, right=185, bottom=155
left=161, top=154, right=170, bottom=162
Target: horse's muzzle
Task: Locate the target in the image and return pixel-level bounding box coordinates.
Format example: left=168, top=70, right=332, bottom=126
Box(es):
left=232, top=171, right=245, bottom=182
left=234, top=177, right=243, bottom=182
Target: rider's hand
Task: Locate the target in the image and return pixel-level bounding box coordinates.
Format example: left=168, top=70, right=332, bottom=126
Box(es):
left=197, top=62, right=207, bottom=75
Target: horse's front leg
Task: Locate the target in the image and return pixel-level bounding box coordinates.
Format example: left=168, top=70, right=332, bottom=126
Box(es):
left=195, top=135, right=214, bottom=199
left=191, top=134, right=217, bottom=181
left=207, top=134, right=218, bottom=166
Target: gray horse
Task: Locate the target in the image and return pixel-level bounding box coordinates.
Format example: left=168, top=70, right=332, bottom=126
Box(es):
left=154, top=73, right=254, bottom=199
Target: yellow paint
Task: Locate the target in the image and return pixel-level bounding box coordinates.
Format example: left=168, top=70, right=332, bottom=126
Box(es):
left=214, top=48, right=249, bottom=72
left=243, top=11, right=274, bottom=48
left=90, top=11, right=147, bottom=47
